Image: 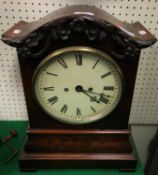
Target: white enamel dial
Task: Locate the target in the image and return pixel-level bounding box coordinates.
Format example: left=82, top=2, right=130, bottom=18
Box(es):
left=33, top=47, right=123, bottom=125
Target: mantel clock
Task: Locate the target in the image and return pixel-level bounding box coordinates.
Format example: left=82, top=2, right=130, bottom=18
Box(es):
left=1, top=5, right=157, bottom=171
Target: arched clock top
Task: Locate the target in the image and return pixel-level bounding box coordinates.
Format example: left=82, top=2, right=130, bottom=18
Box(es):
left=1, top=5, right=157, bottom=61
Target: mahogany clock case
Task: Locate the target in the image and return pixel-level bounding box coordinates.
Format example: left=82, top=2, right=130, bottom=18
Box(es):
left=2, top=6, right=156, bottom=130
left=1, top=5, right=157, bottom=171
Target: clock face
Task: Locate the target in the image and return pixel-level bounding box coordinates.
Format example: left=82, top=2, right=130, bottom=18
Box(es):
left=33, top=47, right=123, bottom=125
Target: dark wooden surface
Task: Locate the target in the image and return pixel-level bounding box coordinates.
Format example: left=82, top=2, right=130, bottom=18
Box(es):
left=24, top=129, right=132, bottom=153
left=19, top=128, right=137, bottom=171
left=19, top=151, right=137, bottom=172
left=0, top=121, right=144, bottom=174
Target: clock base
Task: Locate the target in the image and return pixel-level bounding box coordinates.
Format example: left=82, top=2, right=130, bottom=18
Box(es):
left=19, top=151, right=137, bottom=172
left=19, top=128, right=137, bottom=171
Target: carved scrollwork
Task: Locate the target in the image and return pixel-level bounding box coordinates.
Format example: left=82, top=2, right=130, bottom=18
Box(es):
left=56, top=21, right=71, bottom=41
left=17, top=16, right=141, bottom=62
left=70, top=18, right=87, bottom=34
left=55, top=17, right=107, bottom=42
left=110, top=32, right=140, bottom=60
left=17, top=26, right=51, bottom=62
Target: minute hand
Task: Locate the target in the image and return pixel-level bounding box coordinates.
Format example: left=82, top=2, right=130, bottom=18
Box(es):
left=82, top=91, right=100, bottom=103
left=82, top=90, right=109, bottom=104
left=83, top=90, right=101, bottom=96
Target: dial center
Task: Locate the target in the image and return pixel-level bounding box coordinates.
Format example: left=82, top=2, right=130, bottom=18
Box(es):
left=75, top=85, right=83, bottom=92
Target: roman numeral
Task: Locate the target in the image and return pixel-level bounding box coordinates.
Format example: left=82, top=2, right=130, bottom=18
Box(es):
left=92, top=60, right=100, bottom=69
left=46, top=72, right=58, bottom=76
left=101, top=72, right=112, bottom=78
left=104, top=86, right=114, bottom=91
left=90, top=106, right=96, bottom=113
left=61, top=105, right=68, bottom=113
left=75, top=53, right=82, bottom=66
left=99, top=95, right=109, bottom=104
left=43, top=87, right=55, bottom=91
left=58, top=58, right=68, bottom=68
left=76, top=108, right=81, bottom=116
left=48, top=96, right=58, bottom=105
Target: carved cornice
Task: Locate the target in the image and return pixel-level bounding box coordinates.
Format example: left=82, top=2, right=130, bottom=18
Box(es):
left=16, top=17, right=142, bottom=62
left=1, top=5, right=156, bottom=62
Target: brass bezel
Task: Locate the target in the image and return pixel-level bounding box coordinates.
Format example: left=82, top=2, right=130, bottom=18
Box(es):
left=32, top=46, right=124, bottom=125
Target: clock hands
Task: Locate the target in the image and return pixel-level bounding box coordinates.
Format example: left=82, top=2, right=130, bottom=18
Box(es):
left=75, top=85, right=100, bottom=103
left=83, top=89, right=110, bottom=103
left=83, top=89, right=111, bottom=97
left=75, top=85, right=109, bottom=104
left=83, top=91, right=101, bottom=103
